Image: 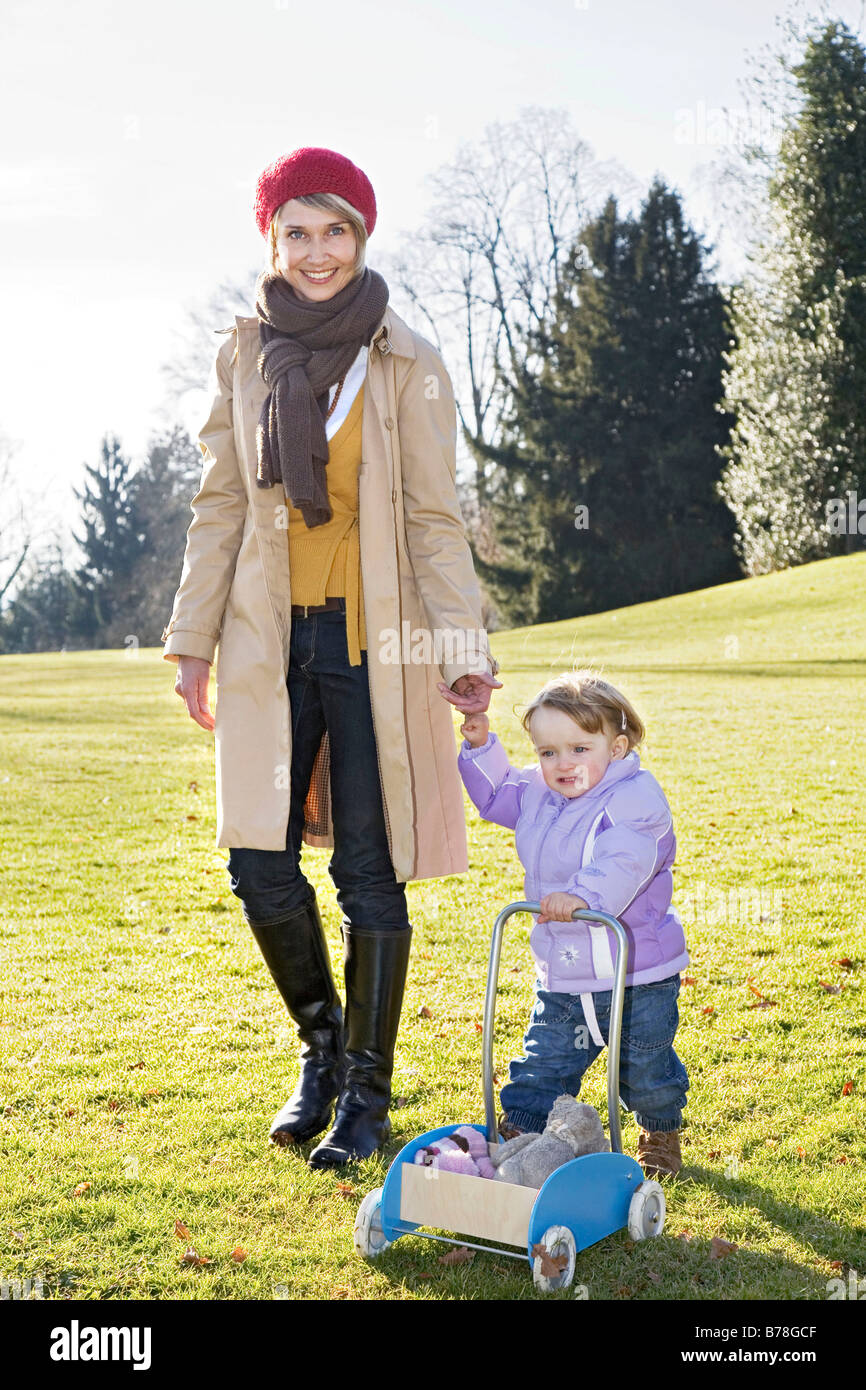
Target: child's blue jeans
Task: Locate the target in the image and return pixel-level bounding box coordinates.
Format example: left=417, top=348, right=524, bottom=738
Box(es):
left=499, top=974, right=689, bottom=1134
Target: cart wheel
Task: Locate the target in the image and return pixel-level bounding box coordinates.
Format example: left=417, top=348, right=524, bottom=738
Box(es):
left=353, top=1187, right=391, bottom=1259
left=627, top=1180, right=666, bottom=1240
left=531, top=1225, right=577, bottom=1293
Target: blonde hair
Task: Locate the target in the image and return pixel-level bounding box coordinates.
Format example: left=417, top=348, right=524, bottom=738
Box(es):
left=521, top=669, right=645, bottom=750
left=266, top=192, right=367, bottom=279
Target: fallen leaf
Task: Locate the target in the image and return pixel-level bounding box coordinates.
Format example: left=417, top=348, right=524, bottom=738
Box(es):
left=818, top=980, right=843, bottom=994
left=842, top=1080, right=854, bottom=1097
left=437, top=1246, right=474, bottom=1266
left=678, top=1230, right=693, bottom=1242
left=709, top=1237, right=738, bottom=1259
left=707, top=1149, right=721, bottom=1160
left=64, top=1108, right=76, bottom=1118
left=418, top=1005, right=433, bottom=1019
left=647, top=1271, right=661, bottom=1284
left=531, top=1242, right=568, bottom=1279
left=836, top=1155, right=848, bottom=1164
left=392, top=1096, right=409, bottom=1109
left=72, top=1182, right=91, bottom=1197
left=332, top=1287, right=350, bottom=1298
left=833, top=958, right=853, bottom=971
left=747, top=981, right=776, bottom=1005
left=127, top=1061, right=146, bottom=1071
left=796, top=1145, right=807, bottom=1159
left=174, top=1219, right=192, bottom=1242
left=180, top=1247, right=211, bottom=1267
left=186, top=814, right=199, bottom=821
left=336, top=1182, right=355, bottom=1197
left=473, top=1021, right=483, bottom=1033
left=108, top=1099, right=121, bottom=1111
left=143, top=1088, right=161, bottom=1099
left=829, top=1260, right=845, bottom=1272
left=702, top=1005, right=715, bottom=1016
left=230, top=1247, right=247, bottom=1263
left=683, top=975, right=696, bottom=985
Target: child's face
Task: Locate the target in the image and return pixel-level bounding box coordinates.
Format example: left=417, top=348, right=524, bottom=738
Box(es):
left=529, top=707, right=628, bottom=799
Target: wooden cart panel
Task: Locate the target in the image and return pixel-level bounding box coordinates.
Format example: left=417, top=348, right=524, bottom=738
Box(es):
left=399, top=1163, right=538, bottom=1247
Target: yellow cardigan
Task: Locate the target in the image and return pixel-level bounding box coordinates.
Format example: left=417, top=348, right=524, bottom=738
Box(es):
left=286, top=383, right=367, bottom=665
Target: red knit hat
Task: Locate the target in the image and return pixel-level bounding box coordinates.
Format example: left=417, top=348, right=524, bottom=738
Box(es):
left=254, top=147, right=377, bottom=239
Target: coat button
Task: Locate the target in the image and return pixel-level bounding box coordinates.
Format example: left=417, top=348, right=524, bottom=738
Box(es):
left=385, top=416, right=395, bottom=429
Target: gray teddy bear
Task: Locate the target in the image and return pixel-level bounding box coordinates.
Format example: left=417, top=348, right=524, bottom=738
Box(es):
left=488, top=1094, right=610, bottom=1188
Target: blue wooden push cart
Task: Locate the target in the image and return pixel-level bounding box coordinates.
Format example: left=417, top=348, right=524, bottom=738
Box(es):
left=353, top=902, right=666, bottom=1292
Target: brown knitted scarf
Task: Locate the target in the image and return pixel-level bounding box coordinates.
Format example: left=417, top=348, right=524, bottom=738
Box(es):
left=254, top=265, right=389, bottom=527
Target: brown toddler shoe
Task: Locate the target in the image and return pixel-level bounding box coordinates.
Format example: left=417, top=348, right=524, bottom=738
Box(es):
left=497, top=1113, right=526, bottom=1141
left=636, top=1126, right=682, bottom=1178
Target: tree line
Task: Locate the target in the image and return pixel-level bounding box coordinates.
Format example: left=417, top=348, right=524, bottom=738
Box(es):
left=1, top=14, right=863, bottom=651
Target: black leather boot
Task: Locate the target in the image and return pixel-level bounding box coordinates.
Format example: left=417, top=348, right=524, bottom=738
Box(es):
left=246, top=890, right=345, bottom=1147
left=308, top=924, right=411, bottom=1169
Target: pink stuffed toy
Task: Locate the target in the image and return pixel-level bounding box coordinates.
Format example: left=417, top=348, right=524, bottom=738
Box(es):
left=413, top=1126, right=496, bottom=1179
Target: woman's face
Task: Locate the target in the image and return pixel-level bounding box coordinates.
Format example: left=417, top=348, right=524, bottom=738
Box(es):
left=272, top=199, right=358, bottom=301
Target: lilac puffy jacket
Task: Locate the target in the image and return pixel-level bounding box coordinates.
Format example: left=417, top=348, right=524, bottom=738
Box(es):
left=458, top=733, right=689, bottom=993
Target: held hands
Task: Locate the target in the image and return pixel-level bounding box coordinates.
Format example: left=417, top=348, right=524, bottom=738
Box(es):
left=460, top=712, right=489, bottom=748
left=536, top=892, right=589, bottom=924
left=175, top=655, right=215, bottom=732
left=437, top=671, right=502, bottom=715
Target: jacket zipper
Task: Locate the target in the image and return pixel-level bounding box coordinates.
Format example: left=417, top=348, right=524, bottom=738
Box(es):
left=532, top=794, right=571, bottom=899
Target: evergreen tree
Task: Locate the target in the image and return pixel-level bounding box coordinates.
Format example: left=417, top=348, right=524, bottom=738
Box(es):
left=718, top=19, right=866, bottom=572
left=125, top=425, right=202, bottom=646
left=474, top=180, right=737, bottom=622
left=70, top=434, right=148, bottom=646
left=0, top=542, right=78, bottom=653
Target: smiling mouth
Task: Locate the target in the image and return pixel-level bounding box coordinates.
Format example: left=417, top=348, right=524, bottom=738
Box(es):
left=302, top=268, right=339, bottom=281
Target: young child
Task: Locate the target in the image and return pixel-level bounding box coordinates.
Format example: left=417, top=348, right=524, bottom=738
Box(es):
left=458, top=671, right=690, bottom=1178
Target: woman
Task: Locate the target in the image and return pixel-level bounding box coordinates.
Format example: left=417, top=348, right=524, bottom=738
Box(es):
left=162, top=147, right=500, bottom=1168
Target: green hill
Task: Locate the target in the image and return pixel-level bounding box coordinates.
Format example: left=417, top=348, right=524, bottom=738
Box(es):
left=0, top=552, right=863, bottom=1301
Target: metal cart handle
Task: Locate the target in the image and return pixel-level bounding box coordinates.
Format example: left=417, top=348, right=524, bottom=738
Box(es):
left=482, top=902, right=630, bottom=1155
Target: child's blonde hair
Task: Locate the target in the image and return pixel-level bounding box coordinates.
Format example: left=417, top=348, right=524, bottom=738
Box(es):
left=521, top=669, right=645, bottom=750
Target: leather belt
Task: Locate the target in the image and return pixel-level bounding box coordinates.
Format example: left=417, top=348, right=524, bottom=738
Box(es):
left=290, top=597, right=345, bottom=617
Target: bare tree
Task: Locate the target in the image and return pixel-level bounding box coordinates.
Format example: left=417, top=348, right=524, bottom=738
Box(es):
left=0, top=433, right=31, bottom=604
left=377, top=105, right=642, bottom=483
left=159, top=270, right=260, bottom=410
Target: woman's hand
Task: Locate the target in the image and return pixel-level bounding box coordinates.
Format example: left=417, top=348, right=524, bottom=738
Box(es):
left=460, top=712, right=490, bottom=748
left=437, top=671, right=502, bottom=714
left=175, top=655, right=215, bottom=732
left=536, top=892, right=588, bottom=924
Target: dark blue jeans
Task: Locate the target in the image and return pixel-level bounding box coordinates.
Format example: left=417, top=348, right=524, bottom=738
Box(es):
left=499, top=974, right=689, bottom=1134
left=226, top=601, right=409, bottom=931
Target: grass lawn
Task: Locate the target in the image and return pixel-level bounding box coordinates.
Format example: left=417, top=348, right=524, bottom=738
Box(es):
left=1, top=551, right=864, bottom=1302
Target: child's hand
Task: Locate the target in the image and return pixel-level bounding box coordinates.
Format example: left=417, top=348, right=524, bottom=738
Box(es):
left=536, top=892, right=588, bottom=924
left=460, top=712, right=490, bottom=748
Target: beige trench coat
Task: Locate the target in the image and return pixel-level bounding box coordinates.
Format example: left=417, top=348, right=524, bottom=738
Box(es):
left=161, top=307, right=498, bottom=882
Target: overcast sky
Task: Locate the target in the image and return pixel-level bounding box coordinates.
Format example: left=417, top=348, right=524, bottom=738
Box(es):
left=3, top=0, right=864, bottom=552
